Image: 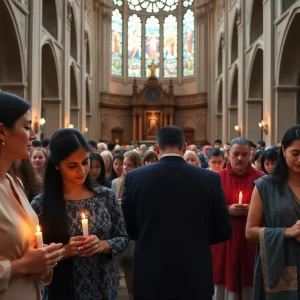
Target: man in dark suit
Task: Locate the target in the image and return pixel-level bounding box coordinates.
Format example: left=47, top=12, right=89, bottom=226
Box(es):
left=121, top=126, right=232, bottom=300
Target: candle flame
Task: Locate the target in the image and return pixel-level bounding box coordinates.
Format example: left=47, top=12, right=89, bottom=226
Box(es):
left=82, top=213, right=86, bottom=219
left=36, top=225, right=41, bottom=232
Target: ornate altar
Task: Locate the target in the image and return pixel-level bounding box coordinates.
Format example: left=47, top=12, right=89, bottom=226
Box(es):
left=99, top=63, right=208, bottom=144
left=132, top=70, right=175, bottom=141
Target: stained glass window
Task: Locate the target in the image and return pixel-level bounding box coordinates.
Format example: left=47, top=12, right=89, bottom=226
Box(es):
left=127, top=0, right=179, bottom=13
left=113, top=0, right=123, bottom=6
left=111, top=9, right=123, bottom=76
left=163, top=15, right=178, bottom=78
left=145, top=16, right=160, bottom=78
left=128, top=14, right=142, bottom=78
left=182, top=9, right=195, bottom=76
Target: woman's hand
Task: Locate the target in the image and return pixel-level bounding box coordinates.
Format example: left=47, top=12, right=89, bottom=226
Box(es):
left=229, top=204, right=245, bottom=216
left=20, top=240, right=64, bottom=275
left=79, top=235, right=111, bottom=256
left=63, top=236, right=86, bottom=258
left=285, top=220, right=300, bottom=239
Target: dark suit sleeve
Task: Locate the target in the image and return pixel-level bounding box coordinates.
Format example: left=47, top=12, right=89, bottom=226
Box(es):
left=121, top=174, right=137, bottom=240
left=209, top=175, right=232, bottom=245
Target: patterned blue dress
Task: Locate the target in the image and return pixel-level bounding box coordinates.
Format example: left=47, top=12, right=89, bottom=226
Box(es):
left=31, top=186, right=129, bottom=300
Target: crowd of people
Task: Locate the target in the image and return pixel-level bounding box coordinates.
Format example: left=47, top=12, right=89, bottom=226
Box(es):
left=1, top=90, right=300, bottom=300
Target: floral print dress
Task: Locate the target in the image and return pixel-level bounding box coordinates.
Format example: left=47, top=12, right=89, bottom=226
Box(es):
left=31, top=186, right=129, bottom=300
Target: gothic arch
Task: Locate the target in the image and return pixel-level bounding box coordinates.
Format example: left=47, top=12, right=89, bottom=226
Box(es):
left=217, top=33, right=223, bottom=76
left=41, top=42, right=59, bottom=98
left=247, top=47, right=263, bottom=98
left=0, top=0, right=24, bottom=87
left=282, top=0, right=297, bottom=13
left=42, top=0, right=58, bottom=39
left=69, top=4, right=78, bottom=60
left=229, top=65, right=238, bottom=105
left=277, top=9, right=300, bottom=85
left=230, top=10, right=239, bottom=64
left=250, top=0, right=263, bottom=45
left=70, top=64, right=78, bottom=107
left=85, top=31, right=91, bottom=75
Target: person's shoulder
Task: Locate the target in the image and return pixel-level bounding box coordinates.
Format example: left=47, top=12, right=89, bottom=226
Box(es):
left=252, top=167, right=265, bottom=178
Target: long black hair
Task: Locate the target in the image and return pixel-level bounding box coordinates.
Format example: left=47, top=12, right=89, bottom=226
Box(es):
left=111, top=154, right=124, bottom=180
left=41, top=128, right=94, bottom=299
left=0, top=92, right=31, bottom=128
left=272, top=125, right=300, bottom=183
left=261, top=148, right=279, bottom=174
left=89, top=152, right=106, bottom=185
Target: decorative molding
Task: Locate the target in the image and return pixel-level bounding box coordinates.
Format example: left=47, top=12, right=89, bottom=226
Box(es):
left=235, top=4, right=241, bottom=27
left=67, top=1, right=73, bottom=22
left=102, top=8, right=111, bottom=22
left=84, top=30, right=88, bottom=47
left=220, top=30, right=225, bottom=50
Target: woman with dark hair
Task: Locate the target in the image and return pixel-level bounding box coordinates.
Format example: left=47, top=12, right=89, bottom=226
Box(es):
left=89, top=152, right=111, bottom=188
left=252, top=150, right=263, bottom=171
left=31, top=128, right=129, bottom=300
left=207, top=148, right=225, bottom=172
left=111, top=154, right=124, bottom=179
left=260, top=148, right=278, bottom=174
left=9, top=159, right=43, bottom=202
left=0, top=92, right=64, bottom=300
left=246, top=125, right=300, bottom=299
left=142, top=150, right=158, bottom=165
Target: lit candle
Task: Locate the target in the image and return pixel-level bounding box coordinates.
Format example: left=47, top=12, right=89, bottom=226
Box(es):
left=238, top=191, right=243, bottom=204
left=81, top=213, right=89, bottom=236
left=35, top=225, right=43, bottom=248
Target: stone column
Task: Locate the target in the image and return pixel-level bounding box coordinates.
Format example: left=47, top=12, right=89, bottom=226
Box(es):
left=62, top=1, right=72, bottom=128
left=28, top=0, right=42, bottom=135
left=80, top=0, right=86, bottom=133
left=236, top=3, right=245, bottom=137
left=263, top=0, right=275, bottom=144
left=222, top=1, right=229, bottom=143
left=170, top=114, right=173, bottom=126
left=132, top=113, right=137, bottom=141
left=138, top=113, right=143, bottom=141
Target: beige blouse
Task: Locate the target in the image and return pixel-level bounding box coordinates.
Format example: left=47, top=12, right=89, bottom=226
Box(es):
left=0, top=174, right=41, bottom=300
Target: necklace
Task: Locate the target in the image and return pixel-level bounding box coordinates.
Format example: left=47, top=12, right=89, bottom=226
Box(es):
left=288, top=180, right=300, bottom=188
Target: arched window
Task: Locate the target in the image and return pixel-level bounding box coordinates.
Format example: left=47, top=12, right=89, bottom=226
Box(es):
left=111, top=0, right=195, bottom=79
left=128, top=14, right=142, bottom=78
left=111, top=9, right=123, bottom=76
left=183, top=9, right=195, bottom=76
left=163, top=15, right=178, bottom=78
left=282, top=0, right=297, bottom=12
left=145, top=16, right=160, bottom=78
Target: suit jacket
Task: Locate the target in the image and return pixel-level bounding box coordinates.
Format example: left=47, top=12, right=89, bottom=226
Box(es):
left=121, top=155, right=232, bottom=299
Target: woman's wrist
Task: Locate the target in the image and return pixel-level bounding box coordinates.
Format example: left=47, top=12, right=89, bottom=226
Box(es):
left=11, top=258, right=27, bottom=276
left=284, top=227, right=292, bottom=239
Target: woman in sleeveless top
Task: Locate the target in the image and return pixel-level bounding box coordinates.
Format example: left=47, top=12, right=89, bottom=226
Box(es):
left=246, top=125, right=300, bottom=300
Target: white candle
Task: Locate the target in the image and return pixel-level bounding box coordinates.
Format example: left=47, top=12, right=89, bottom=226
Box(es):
left=81, top=213, right=89, bottom=236
left=35, top=225, right=43, bottom=248
left=238, top=191, right=243, bottom=204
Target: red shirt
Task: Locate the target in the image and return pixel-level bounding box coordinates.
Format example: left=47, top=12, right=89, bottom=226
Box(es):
left=211, top=163, right=264, bottom=293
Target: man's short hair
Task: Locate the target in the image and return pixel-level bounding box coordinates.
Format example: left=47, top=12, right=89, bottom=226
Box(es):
left=107, top=143, right=116, bottom=151
left=42, top=139, right=50, bottom=148
left=230, top=137, right=250, bottom=149
left=248, top=140, right=256, bottom=148
left=88, top=140, right=97, bottom=149
left=32, top=140, right=42, bottom=147
left=214, top=139, right=222, bottom=144
left=156, top=126, right=185, bottom=151
left=257, top=140, right=266, bottom=147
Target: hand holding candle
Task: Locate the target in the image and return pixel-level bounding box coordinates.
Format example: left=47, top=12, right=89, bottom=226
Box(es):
left=238, top=191, right=243, bottom=205
left=81, top=213, right=89, bottom=236
left=35, top=225, right=43, bottom=248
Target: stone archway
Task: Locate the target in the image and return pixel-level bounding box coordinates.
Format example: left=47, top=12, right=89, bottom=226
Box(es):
left=231, top=18, right=238, bottom=64
left=42, top=0, right=58, bottom=39
left=216, top=80, right=223, bottom=139
left=246, top=48, right=263, bottom=141
left=41, top=43, right=60, bottom=139
left=0, top=1, right=24, bottom=96
left=70, top=65, right=79, bottom=129
left=70, top=7, right=77, bottom=61
left=277, top=12, right=300, bottom=140
left=229, top=68, right=238, bottom=140
left=250, top=0, right=263, bottom=45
